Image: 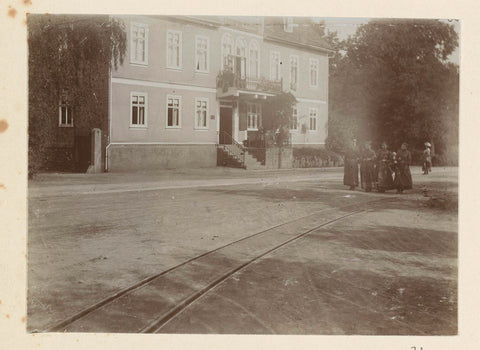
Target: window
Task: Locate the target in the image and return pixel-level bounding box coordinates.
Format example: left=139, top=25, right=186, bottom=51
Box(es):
left=221, top=33, right=234, bottom=71
left=290, top=55, right=298, bottom=91
left=130, top=93, right=147, bottom=127
left=195, top=98, right=208, bottom=129
left=130, top=23, right=148, bottom=65
left=249, top=40, right=260, bottom=79
left=291, top=105, right=298, bottom=131
left=236, top=38, right=247, bottom=79
left=270, top=51, right=281, bottom=82
left=167, top=30, right=182, bottom=69
left=247, top=103, right=261, bottom=131
left=166, top=95, right=181, bottom=128
left=284, top=17, right=294, bottom=32
left=59, top=95, right=73, bottom=127
left=309, top=58, right=319, bottom=87
left=309, top=108, right=318, bottom=131
left=195, top=36, right=209, bottom=72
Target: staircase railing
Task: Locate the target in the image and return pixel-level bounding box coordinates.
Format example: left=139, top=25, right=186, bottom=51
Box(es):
left=219, top=131, right=245, bottom=167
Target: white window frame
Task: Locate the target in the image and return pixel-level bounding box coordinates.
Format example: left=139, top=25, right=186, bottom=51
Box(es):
left=130, top=92, right=147, bottom=128
left=249, top=40, right=260, bottom=79
left=284, top=17, right=294, bottom=33
left=235, top=37, right=247, bottom=79
left=290, top=105, right=298, bottom=132
left=247, top=102, right=261, bottom=131
left=195, top=35, right=209, bottom=73
left=167, top=30, right=182, bottom=70
left=235, top=37, right=247, bottom=58
left=270, top=51, right=281, bottom=82
left=166, top=95, right=182, bottom=128
left=194, top=97, right=209, bottom=130
left=58, top=96, right=73, bottom=127
left=309, top=108, right=318, bottom=132
left=221, top=33, right=234, bottom=71
left=289, top=55, right=299, bottom=91
left=130, top=22, right=149, bottom=66
left=309, top=58, right=319, bottom=88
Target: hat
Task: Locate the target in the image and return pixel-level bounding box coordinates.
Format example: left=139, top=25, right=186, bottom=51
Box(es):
left=424, top=142, right=431, bottom=147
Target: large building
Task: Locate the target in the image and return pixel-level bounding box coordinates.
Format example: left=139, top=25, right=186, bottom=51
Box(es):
left=107, top=16, right=332, bottom=171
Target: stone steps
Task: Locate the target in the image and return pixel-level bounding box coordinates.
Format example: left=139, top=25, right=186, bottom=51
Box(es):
left=217, top=144, right=265, bottom=170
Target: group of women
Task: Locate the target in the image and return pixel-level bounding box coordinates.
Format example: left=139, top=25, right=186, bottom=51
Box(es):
left=343, top=139, right=413, bottom=194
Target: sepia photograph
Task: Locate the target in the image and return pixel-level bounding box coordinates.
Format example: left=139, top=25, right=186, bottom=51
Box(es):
left=24, top=13, right=461, bottom=336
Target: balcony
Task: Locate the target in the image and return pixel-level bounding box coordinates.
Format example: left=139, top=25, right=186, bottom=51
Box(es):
left=216, top=70, right=283, bottom=99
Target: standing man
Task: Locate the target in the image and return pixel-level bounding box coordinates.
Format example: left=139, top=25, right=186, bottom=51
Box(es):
left=344, top=138, right=359, bottom=190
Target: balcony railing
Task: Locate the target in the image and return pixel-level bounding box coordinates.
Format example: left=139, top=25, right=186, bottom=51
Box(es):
left=217, top=70, right=283, bottom=94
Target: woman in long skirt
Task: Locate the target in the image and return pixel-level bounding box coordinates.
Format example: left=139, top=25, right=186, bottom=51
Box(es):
left=343, top=139, right=359, bottom=190
left=360, top=141, right=376, bottom=192
left=376, top=142, right=394, bottom=192
left=394, top=142, right=413, bottom=193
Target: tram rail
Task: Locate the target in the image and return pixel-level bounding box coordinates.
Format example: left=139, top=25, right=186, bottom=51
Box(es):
left=45, top=197, right=393, bottom=333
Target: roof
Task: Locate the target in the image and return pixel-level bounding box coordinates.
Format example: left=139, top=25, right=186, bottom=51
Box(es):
left=178, top=16, right=334, bottom=53
left=263, top=17, right=334, bottom=53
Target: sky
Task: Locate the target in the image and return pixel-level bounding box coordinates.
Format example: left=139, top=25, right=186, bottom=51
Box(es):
left=319, top=17, right=460, bottom=64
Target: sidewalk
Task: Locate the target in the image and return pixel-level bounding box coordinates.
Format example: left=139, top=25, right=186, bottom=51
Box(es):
left=28, top=167, right=343, bottom=198
left=28, top=166, right=457, bottom=198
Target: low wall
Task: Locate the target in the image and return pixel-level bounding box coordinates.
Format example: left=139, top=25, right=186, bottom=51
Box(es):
left=265, top=147, right=293, bottom=169
left=108, top=144, right=217, bottom=172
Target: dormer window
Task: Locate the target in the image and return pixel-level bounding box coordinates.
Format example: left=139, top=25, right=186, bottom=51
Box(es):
left=284, top=17, right=294, bottom=33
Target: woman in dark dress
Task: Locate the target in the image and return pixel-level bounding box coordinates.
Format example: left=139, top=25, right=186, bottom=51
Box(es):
left=360, top=141, right=376, bottom=192
left=394, top=142, right=413, bottom=193
left=376, top=142, right=394, bottom=192
left=343, top=139, right=359, bottom=190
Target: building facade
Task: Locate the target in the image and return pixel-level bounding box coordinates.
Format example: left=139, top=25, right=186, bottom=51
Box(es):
left=107, top=16, right=332, bottom=171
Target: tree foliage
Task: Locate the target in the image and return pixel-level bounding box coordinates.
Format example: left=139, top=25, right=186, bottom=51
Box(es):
left=325, top=19, right=459, bottom=158
left=28, top=14, right=127, bottom=174
left=262, top=91, right=297, bottom=130
left=262, top=92, right=297, bottom=144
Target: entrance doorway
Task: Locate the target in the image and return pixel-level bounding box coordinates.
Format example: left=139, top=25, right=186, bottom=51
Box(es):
left=219, top=106, right=233, bottom=144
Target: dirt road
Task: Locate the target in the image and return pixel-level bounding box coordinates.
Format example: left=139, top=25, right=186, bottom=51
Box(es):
left=27, top=167, right=457, bottom=334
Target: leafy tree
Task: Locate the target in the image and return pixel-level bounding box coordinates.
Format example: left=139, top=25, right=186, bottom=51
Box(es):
left=326, top=19, right=459, bottom=159
left=262, top=91, right=297, bottom=145
left=28, top=14, right=126, bottom=174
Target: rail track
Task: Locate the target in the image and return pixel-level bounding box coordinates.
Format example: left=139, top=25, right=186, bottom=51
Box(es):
left=45, top=196, right=393, bottom=333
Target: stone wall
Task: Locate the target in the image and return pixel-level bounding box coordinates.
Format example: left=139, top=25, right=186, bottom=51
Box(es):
left=108, top=144, right=217, bottom=172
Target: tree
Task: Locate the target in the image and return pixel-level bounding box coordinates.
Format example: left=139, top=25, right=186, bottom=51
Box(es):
left=28, top=14, right=127, bottom=174
left=262, top=92, right=297, bottom=145
left=326, top=19, right=459, bottom=159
